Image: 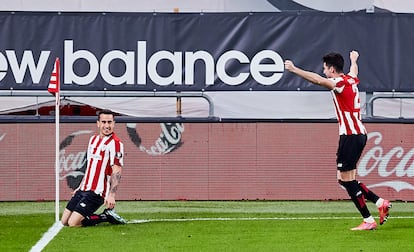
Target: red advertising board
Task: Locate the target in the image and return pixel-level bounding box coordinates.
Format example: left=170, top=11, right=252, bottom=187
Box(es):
left=0, top=122, right=412, bottom=201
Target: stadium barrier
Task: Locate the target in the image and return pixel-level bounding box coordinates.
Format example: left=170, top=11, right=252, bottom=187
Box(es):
left=1, top=121, right=413, bottom=201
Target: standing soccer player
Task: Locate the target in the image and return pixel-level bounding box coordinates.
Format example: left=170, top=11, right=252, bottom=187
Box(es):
left=284, top=51, right=391, bottom=230
left=61, top=109, right=127, bottom=227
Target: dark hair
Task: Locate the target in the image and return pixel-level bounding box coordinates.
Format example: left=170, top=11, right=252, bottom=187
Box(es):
left=322, top=52, right=344, bottom=73
left=97, top=109, right=115, bottom=121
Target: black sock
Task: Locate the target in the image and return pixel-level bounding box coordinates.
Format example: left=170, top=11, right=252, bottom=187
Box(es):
left=81, top=213, right=108, bottom=226
left=342, top=180, right=371, bottom=219
left=358, top=182, right=380, bottom=204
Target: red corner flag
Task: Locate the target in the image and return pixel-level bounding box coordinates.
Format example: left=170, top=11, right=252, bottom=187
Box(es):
left=48, top=57, right=60, bottom=96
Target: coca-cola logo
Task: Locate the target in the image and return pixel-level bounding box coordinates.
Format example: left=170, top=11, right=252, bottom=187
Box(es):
left=126, top=123, right=184, bottom=155
left=59, top=130, right=92, bottom=190
left=358, top=131, right=414, bottom=192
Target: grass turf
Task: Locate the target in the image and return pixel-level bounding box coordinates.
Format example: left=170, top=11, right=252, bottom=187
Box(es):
left=1, top=201, right=413, bottom=252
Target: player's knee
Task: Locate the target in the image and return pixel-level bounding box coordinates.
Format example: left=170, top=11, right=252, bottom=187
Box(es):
left=340, top=180, right=361, bottom=198
left=61, top=219, right=69, bottom=226
left=61, top=216, right=73, bottom=226
left=68, top=217, right=83, bottom=227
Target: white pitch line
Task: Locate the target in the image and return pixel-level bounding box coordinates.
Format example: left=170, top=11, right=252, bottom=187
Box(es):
left=127, top=216, right=414, bottom=224
left=30, top=221, right=64, bottom=252
left=30, top=215, right=414, bottom=250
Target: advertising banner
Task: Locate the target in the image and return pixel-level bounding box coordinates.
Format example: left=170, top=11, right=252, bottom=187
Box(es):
left=0, top=122, right=413, bottom=201
left=0, top=12, right=413, bottom=92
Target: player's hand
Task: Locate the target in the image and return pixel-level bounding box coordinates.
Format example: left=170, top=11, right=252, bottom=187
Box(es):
left=105, top=194, right=116, bottom=209
left=350, top=51, right=359, bottom=62
left=284, top=60, right=296, bottom=72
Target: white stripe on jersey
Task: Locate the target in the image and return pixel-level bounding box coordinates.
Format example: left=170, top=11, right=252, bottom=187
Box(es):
left=331, top=92, right=345, bottom=133
left=344, top=111, right=358, bottom=135
left=354, top=111, right=366, bottom=134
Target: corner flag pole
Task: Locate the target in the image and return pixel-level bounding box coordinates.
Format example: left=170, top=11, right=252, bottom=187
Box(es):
left=48, top=57, right=61, bottom=222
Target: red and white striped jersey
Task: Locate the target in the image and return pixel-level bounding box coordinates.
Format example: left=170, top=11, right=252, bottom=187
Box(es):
left=330, top=74, right=367, bottom=135
left=80, top=133, right=124, bottom=198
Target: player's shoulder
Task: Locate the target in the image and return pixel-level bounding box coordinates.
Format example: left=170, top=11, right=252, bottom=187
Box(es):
left=329, top=76, right=345, bottom=89
left=343, top=74, right=359, bottom=84
left=111, top=133, right=123, bottom=143
left=89, top=134, right=99, bottom=142
left=332, top=75, right=359, bottom=86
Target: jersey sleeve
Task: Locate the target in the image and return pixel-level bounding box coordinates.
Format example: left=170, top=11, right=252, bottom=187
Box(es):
left=330, top=77, right=345, bottom=93
left=110, top=139, right=124, bottom=167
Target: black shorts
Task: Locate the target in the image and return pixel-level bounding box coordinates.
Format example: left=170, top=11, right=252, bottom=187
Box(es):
left=65, top=190, right=104, bottom=217
left=336, top=134, right=367, bottom=172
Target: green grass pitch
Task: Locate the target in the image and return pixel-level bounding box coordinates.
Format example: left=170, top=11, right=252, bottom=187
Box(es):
left=1, top=201, right=413, bottom=251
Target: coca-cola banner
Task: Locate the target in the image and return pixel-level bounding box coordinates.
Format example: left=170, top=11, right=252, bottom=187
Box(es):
left=0, top=12, right=413, bottom=92
left=0, top=122, right=413, bottom=201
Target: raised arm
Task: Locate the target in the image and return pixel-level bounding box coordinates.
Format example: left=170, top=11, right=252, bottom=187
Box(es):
left=348, top=50, right=359, bottom=77
left=284, top=60, right=335, bottom=90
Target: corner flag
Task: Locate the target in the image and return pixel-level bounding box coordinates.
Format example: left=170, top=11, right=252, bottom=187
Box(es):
left=48, top=57, right=60, bottom=96
left=49, top=57, right=61, bottom=222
